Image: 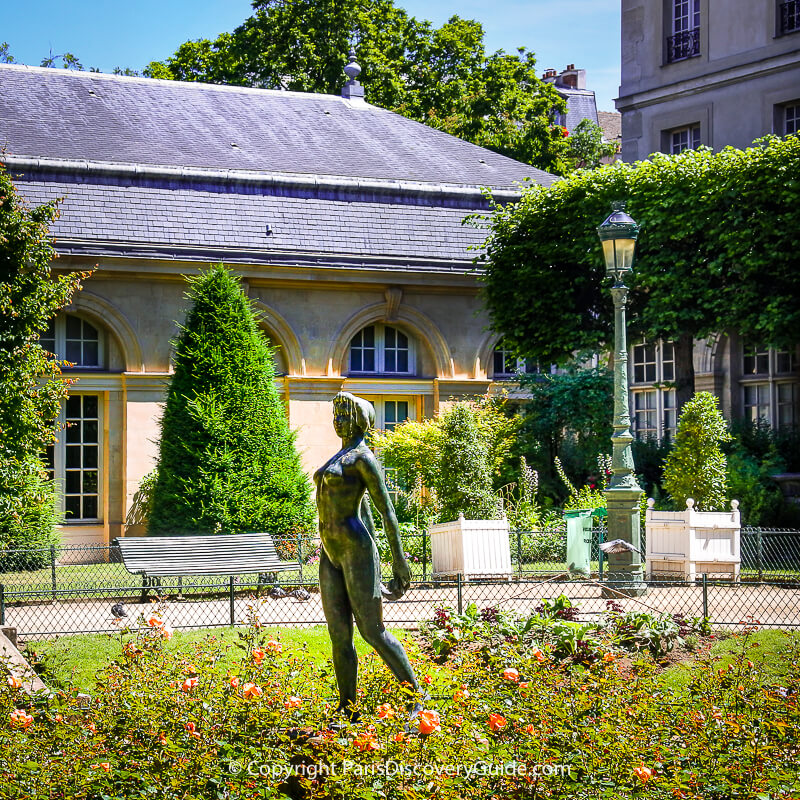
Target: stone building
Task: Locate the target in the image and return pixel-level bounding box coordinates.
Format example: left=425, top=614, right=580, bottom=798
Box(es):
left=0, top=63, right=556, bottom=545
left=617, top=0, right=800, bottom=161
left=615, top=0, right=800, bottom=443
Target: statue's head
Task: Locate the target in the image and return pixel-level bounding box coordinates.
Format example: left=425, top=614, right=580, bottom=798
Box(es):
left=332, top=392, right=374, bottom=436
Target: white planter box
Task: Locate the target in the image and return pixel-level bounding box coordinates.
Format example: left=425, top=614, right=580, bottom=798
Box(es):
left=645, top=498, right=741, bottom=581
left=429, top=513, right=512, bottom=579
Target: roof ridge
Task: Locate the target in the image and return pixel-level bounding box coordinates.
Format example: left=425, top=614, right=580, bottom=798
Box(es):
left=0, top=62, right=358, bottom=104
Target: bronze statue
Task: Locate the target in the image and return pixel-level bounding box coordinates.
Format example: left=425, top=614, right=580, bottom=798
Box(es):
left=314, top=392, right=420, bottom=721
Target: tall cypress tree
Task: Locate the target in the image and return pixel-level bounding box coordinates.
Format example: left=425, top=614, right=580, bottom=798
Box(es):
left=148, top=265, right=315, bottom=536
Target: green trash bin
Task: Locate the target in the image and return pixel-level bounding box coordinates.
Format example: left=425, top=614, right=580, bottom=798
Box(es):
left=565, top=509, right=594, bottom=578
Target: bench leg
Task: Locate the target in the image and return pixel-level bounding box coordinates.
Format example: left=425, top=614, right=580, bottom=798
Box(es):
left=140, top=575, right=150, bottom=604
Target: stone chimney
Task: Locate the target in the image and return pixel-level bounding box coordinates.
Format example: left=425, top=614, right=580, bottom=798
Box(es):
left=555, top=64, right=586, bottom=90
left=341, top=48, right=364, bottom=100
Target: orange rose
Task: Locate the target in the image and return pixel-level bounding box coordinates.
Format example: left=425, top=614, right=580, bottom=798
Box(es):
left=502, top=668, right=520, bottom=683
left=181, top=677, right=199, bottom=692
left=284, top=696, right=302, bottom=709
left=488, top=713, right=507, bottom=732
left=422, top=675, right=432, bottom=685
left=417, top=709, right=441, bottom=735
left=161, top=625, right=174, bottom=641
left=266, top=639, right=282, bottom=654
left=377, top=703, right=395, bottom=719
left=522, top=723, right=536, bottom=735
left=633, top=765, right=653, bottom=783
left=453, top=685, right=470, bottom=701
left=7, top=676, right=22, bottom=689
left=229, top=676, right=240, bottom=689
left=353, top=733, right=379, bottom=751
left=242, top=683, right=263, bottom=700
left=9, top=709, right=33, bottom=729
left=185, top=721, right=201, bottom=739
left=531, top=649, right=547, bottom=662
left=90, top=762, right=111, bottom=772
left=146, top=614, right=163, bottom=628
left=603, top=652, right=615, bottom=662
left=392, top=732, right=405, bottom=743
left=251, top=648, right=265, bottom=664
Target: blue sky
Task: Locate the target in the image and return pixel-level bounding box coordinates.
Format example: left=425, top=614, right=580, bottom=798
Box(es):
left=3, top=0, right=622, bottom=111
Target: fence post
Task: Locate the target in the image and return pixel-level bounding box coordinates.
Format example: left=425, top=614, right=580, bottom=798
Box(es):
left=702, top=573, right=708, bottom=619
left=50, top=545, right=57, bottom=602
left=598, top=527, right=604, bottom=581
left=456, top=572, right=463, bottom=616
left=229, top=576, right=235, bottom=626
left=756, top=529, right=764, bottom=581
left=517, top=530, right=522, bottom=575
left=0, top=584, right=4, bottom=627
left=297, top=533, right=303, bottom=575
left=422, top=531, right=428, bottom=582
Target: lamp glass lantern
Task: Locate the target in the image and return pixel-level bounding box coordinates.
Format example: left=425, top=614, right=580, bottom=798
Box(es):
left=596, top=203, right=640, bottom=280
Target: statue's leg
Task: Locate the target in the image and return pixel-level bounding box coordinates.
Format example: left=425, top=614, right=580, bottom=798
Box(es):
left=319, top=548, right=358, bottom=718
left=341, top=542, right=420, bottom=696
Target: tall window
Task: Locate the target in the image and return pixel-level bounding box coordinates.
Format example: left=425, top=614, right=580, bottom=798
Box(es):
left=492, top=340, right=542, bottom=379
left=349, top=325, right=413, bottom=375
left=631, top=340, right=676, bottom=441
left=667, top=0, right=700, bottom=62
left=670, top=125, right=701, bottom=154
left=779, top=0, right=800, bottom=35
left=45, top=395, right=101, bottom=521
left=785, top=103, right=799, bottom=135
left=371, top=398, right=414, bottom=507
left=41, top=314, right=102, bottom=368
left=740, top=342, right=798, bottom=428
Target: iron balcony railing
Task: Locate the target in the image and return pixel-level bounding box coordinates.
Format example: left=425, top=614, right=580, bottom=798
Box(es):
left=666, top=27, right=700, bottom=62
left=780, top=0, right=800, bottom=34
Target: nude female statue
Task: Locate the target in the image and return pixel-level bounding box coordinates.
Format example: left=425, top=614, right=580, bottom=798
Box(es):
left=314, top=392, right=420, bottom=721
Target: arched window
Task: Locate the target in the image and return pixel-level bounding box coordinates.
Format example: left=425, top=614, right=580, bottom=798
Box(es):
left=349, top=324, right=414, bottom=375
left=41, top=314, right=103, bottom=368
left=492, top=340, right=542, bottom=379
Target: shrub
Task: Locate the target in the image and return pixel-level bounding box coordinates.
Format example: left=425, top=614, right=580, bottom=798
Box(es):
left=148, top=265, right=315, bottom=536
left=0, top=164, right=84, bottom=564
left=663, top=392, right=732, bottom=511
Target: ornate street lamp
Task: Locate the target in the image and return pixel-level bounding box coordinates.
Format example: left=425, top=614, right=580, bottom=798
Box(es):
left=596, top=202, right=647, bottom=597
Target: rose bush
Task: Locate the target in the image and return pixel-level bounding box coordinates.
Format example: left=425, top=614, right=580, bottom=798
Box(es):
left=2, top=605, right=799, bottom=799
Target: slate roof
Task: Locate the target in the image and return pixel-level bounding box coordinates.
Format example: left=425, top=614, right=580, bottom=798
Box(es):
left=0, top=65, right=555, bottom=266
left=558, top=89, right=600, bottom=134
left=0, top=64, right=555, bottom=190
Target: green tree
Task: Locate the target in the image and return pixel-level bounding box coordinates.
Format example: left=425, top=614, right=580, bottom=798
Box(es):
left=144, top=0, right=569, bottom=172
left=663, top=392, right=732, bottom=511
left=148, top=265, right=315, bottom=537
left=374, top=401, right=499, bottom=522
left=0, top=165, right=84, bottom=562
left=480, top=136, right=800, bottom=406
left=565, top=118, right=619, bottom=170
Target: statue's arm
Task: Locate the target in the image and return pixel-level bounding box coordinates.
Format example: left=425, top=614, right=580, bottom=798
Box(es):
left=356, top=454, right=408, bottom=573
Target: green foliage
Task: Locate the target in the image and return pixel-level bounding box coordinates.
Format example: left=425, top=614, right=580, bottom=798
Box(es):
left=480, top=136, right=800, bottom=372
left=148, top=265, right=315, bottom=536
left=374, top=400, right=501, bottom=522
left=144, top=0, right=570, bottom=172
left=565, top=118, right=619, bottom=170
left=0, top=165, right=84, bottom=561
left=663, top=393, right=732, bottom=511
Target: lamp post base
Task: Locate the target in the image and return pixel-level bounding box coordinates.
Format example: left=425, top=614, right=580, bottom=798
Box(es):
left=602, top=486, right=648, bottom=598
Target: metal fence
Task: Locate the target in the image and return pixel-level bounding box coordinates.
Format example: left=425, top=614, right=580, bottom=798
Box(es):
left=0, top=528, right=798, bottom=640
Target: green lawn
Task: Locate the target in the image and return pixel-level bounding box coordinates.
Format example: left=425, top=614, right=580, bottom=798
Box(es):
left=29, top=625, right=418, bottom=693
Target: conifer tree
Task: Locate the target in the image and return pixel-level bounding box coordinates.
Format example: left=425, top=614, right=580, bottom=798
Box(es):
left=148, top=265, right=315, bottom=536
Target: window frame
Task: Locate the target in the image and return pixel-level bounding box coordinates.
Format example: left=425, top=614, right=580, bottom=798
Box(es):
left=669, top=124, right=701, bottom=154
left=630, top=339, right=677, bottom=442
left=41, top=313, right=105, bottom=370
left=348, top=324, right=415, bottom=376
left=46, top=393, right=103, bottom=523
left=740, top=342, right=798, bottom=429
left=666, top=0, right=701, bottom=62
left=491, top=340, right=547, bottom=380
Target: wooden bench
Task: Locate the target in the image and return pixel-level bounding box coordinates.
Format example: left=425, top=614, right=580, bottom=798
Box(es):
left=112, top=533, right=302, bottom=601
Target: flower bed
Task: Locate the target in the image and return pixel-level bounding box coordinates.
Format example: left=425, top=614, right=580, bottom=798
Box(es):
left=2, top=604, right=799, bottom=799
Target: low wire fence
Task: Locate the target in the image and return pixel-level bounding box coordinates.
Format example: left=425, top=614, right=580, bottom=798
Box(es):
left=0, top=527, right=797, bottom=640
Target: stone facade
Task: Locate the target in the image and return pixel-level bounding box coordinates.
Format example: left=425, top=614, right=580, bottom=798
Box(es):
left=617, top=0, right=800, bottom=161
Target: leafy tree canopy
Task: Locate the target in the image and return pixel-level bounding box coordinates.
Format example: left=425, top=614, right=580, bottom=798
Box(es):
left=148, top=265, right=315, bottom=537
left=144, top=0, right=569, bottom=172
left=0, top=163, right=85, bottom=557
left=480, top=135, right=800, bottom=373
